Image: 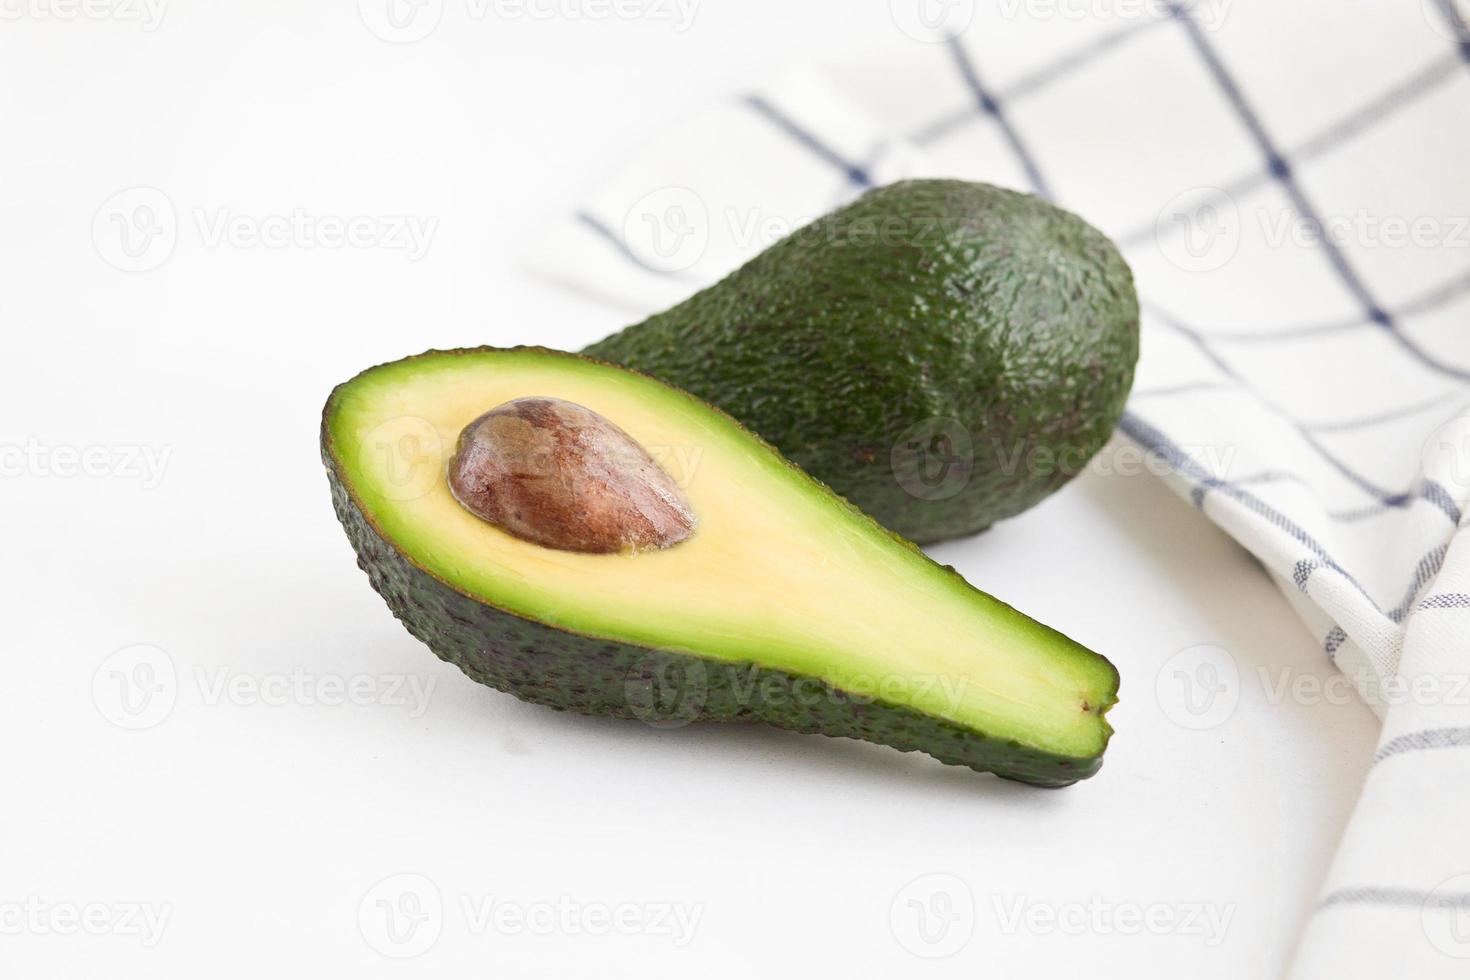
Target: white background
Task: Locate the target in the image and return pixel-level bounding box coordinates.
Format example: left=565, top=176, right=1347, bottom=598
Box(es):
left=1, top=2, right=1381, bottom=976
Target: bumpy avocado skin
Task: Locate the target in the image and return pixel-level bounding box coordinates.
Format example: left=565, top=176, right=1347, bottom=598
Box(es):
left=323, top=439, right=1112, bottom=788
left=584, top=179, right=1140, bottom=544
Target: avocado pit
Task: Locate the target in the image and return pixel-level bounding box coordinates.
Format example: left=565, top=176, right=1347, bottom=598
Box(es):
left=447, top=396, right=696, bottom=554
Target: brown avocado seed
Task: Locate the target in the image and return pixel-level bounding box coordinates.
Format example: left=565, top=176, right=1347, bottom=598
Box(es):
left=447, top=396, right=696, bottom=554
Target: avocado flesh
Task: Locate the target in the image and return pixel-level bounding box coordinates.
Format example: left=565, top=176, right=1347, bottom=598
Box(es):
left=323, top=347, right=1118, bottom=785
left=584, top=178, right=1141, bottom=545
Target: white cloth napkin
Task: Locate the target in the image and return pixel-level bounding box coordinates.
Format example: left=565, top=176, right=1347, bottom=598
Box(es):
left=526, top=4, right=1470, bottom=974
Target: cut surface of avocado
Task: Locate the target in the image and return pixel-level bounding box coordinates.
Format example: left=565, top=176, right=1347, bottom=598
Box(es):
left=323, top=347, right=1118, bottom=785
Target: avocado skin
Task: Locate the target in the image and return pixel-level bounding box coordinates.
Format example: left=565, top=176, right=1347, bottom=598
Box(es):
left=322, top=361, right=1113, bottom=787
left=584, top=179, right=1140, bottom=544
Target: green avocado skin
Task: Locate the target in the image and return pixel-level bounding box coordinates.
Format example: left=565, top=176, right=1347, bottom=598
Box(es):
left=325, top=450, right=1106, bottom=788
left=584, top=179, right=1140, bottom=544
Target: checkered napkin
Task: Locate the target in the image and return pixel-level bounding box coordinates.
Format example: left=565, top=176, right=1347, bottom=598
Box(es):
left=526, top=3, right=1470, bottom=974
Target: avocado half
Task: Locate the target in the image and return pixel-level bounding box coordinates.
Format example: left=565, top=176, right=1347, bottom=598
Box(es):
left=322, top=347, right=1118, bottom=786
left=586, top=178, right=1141, bottom=545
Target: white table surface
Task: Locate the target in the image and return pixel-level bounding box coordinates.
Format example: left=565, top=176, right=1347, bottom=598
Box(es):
left=1, top=3, right=1381, bottom=976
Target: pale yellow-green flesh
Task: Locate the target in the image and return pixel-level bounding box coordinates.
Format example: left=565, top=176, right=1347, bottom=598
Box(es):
left=327, top=349, right=1113, bottom=757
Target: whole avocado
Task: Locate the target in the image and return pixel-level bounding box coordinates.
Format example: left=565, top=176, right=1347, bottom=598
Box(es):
left=584, top=179, right=1140, bottom=544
